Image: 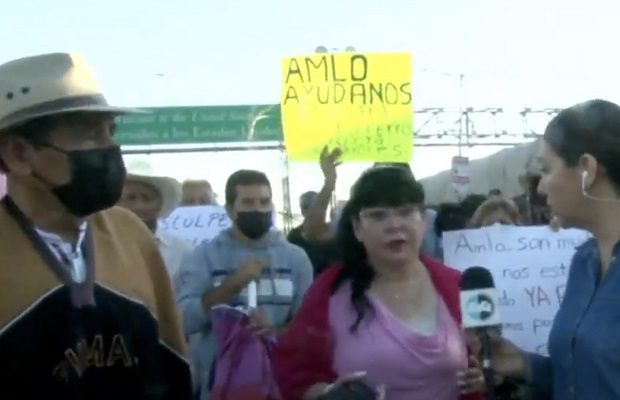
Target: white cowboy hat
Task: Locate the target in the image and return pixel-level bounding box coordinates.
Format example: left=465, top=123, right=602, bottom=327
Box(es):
left=0, top=52, right=143, bottom=131
left=125, top=173, right=182, bottom=218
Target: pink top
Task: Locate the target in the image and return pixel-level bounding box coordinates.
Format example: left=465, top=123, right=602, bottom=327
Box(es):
left=329, top=282, right=468, bottom=400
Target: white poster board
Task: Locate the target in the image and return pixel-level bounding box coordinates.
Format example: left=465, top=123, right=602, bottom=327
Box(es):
left=160, top=205, right=232, bottom=247
left=443, top=225, right=591, bottom=355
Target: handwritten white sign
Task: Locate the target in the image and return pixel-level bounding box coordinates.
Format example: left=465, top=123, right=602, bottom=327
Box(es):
left=160, top=206, right=232, bottom=247
left=443, top=225, right=591, bottom=355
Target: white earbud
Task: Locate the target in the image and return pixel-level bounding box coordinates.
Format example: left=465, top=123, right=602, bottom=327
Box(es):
left=581, top=170, right=620, bottom=203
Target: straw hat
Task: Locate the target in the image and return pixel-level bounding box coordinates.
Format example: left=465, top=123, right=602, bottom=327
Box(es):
left=125, top=173, right=182, bottom=218
left=0, top=52, right=142, bottom=131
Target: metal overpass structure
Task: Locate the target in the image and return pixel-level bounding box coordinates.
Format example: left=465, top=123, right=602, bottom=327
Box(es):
left=118, top=105, right=563, bottom=227
left=415, top=107, right=562, bottom=203
left=412, top=106, right=560, bottom=147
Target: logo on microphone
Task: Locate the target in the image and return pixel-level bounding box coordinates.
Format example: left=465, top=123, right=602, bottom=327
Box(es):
left=465, top=293, right=495, bottom=321
left=460, top=288, right=501, bottom=328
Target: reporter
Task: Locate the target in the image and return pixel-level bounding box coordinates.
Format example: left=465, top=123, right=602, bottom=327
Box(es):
left=492, top=99, right=620, bottom=400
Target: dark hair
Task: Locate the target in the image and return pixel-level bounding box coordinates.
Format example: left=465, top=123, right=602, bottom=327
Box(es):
left=0, top=115, right=60, bottom=172
left=225, top=169, right=271, bottom=206
left=460, top=194, right=487, bottom=220
left=434, top=202, right=468, bottom=235
left=299, top=191, right=318, bottom=211
left=372, top=162, right=414, bottom=178
left=332, top=166, right=425, bottom=332
left=544, top=99, right=620, bottom=189
left=8, top=116, right=59, bottom=144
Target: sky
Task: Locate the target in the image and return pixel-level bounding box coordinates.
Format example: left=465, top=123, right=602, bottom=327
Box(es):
left=2, top=0, right=619, bottom=214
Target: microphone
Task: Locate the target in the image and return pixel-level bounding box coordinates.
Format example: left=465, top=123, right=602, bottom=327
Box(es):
left=460, top=266, right=501, bottom=398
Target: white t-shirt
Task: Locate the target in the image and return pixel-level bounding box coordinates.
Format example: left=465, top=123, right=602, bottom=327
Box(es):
left=36, top=223, right=88, bottom=283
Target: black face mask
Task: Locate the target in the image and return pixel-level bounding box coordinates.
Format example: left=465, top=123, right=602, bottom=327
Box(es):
left=36, top=145, right=127, bottom=217
left=236, top=211, right=273, bottom=240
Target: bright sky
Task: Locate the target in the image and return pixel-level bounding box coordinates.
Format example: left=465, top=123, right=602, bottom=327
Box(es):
left=3, top=0, right=619, bottom=215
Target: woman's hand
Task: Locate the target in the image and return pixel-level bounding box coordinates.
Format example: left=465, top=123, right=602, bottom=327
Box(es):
left=457, top=356, right=488, bottom=395
left=549, top=216, right=562, bottom=231
left=466, top=329, right=530, bottom=381
left=492, top=336, right=529, bottom=379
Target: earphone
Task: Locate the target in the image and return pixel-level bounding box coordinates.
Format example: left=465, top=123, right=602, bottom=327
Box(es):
left=581, top=169, right=620, bottom=203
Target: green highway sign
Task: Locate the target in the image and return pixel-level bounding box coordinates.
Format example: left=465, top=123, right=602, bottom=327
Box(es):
left=116, top=104, right=284, bottom=145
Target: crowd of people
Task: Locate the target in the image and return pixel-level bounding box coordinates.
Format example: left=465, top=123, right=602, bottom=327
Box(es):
left=2, top=51, right=620, bottom=400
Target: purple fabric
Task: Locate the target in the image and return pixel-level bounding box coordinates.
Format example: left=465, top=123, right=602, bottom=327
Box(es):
left=211, top=306, right=282, bottom=400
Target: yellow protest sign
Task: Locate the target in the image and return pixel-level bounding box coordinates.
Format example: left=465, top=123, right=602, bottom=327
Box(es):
left=280, top=52, right=413, bottom=162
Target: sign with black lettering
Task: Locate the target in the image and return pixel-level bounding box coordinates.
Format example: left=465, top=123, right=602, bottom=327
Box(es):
left=160, top=206, right=232, bottom=246
left=280, top=52, right=413, bottom=162
left=443, top=225, right=591, bottom=355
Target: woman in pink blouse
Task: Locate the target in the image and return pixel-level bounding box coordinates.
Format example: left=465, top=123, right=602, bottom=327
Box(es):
left=274, top=166, right=486, bottom=400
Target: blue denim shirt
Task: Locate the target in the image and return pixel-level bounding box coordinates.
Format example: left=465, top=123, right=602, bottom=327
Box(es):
left=529, top=238, right=620, bottom=399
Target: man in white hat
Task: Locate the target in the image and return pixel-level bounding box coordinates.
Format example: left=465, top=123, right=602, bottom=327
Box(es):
left=119, top=173, right=193, bottom=279
left=0, top=53, right=191, bottom=399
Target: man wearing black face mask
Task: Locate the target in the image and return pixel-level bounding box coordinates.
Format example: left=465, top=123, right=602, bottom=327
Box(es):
left=0, top=53, right=191, bottom=399
left=175, top=169, right=313, bottom=399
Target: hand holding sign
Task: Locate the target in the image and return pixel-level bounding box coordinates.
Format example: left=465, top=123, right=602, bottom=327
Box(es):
left=320, top=146, right=343, bottom=183
left=549, top=216, right=562, bottom=232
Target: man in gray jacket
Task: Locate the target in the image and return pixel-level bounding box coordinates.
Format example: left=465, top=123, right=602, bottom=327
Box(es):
left=175, top=169, right=313, bottom=399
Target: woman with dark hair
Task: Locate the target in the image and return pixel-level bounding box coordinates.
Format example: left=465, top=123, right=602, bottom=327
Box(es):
left=490, top=99, right=620, bottom=399
left=273, top=167, right=486, bottom=400
left=373, top=162, right=443, bottom=259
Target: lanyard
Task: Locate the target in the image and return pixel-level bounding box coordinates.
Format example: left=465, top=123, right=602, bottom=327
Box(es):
left=49, top=241, right=86, bottom=284
left=36, top=222, right=87, bottom=284
left=2, top=196, right=96, bottom=307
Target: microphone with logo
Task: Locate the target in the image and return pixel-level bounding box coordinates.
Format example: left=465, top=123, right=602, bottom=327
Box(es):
left=460, top=266, right=501, bottom=399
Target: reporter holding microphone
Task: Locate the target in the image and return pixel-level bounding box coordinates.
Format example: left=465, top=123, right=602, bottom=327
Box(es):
left=490, top=99, right=620, bottom=399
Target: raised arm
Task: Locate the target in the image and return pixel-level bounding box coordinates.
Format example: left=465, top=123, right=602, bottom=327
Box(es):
left=303, top=146, right=341, bottom=243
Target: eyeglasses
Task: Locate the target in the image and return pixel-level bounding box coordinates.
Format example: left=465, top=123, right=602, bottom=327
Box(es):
left=358, top=206, right=422, bottom=224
